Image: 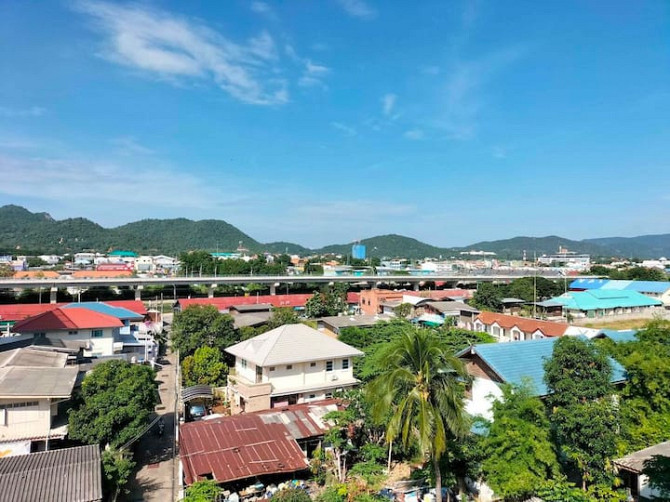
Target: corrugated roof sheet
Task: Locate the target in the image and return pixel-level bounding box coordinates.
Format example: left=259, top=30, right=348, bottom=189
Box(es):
left=549, top=290, right=662, bottom=311
left=614, top=440, right=670, bottom=474
left=62, top=302, right=143, bottom=320
left=180, top=414, right=308, bottom=485
left=0, top=444, right=102, bottom=502
left=595, top=329, right=639, bottom=343
left=458, top=337, right=627, bottom=396
left=225, top=324, right=363, bottom=366
left=0, top=366, right=79, bottom=398
left=570, top=279, right=670, bottom=294
left=178, top=293, right=360, bottom=312
left=0, top=347, right=67, bottom=368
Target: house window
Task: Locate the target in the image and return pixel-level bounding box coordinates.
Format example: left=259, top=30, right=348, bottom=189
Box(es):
left=91, top=329, right=103, bottom=338
left=325, top=393, right=333, bottom=399
left=68, top=330, right=78, bottom=335
left=240, top=359, right=247, bottom=369
left=342, top=359, right=349, bottom=370
left=310, top=362, right=317, bottom=367
left=309, top=394, right=316, bottom=400
left=326, top=361, right=333, bottom=372
left=286, top=365, right=293, bottom=370
left=269, top=366, right=275, bottom=372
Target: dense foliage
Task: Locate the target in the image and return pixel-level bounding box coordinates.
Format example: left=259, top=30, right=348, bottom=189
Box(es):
left=183, top=479, right=223, bottom=501
left=470, top=276, right=565, bottom=311
left=68, top=360, right=158, bottom=448
left=179, top=250, right=289, bottom=276
left=589, top=265, right=667, bottom=281
left=171, top=305, right=238, bottom=358
left=304, top=284, right=349, bottom=318
left=182, top=346, right=228, bottom=387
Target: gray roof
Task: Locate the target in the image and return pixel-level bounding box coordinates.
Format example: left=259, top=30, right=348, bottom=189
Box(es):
left=0, top=445, right=103, bottom=502
left=614, top=440, right=670, bottom=474
left=319, top=314, right=394, bottom=329
left=425, top=301, right=479, bottom=314
left=0, top=347, right=67, bottom=368
left=500, top=298, right=526, bottom=304
left=232, top=311, right=273, bottom=328
left=0, top=366, right=79, bottom=398
left=225, top=323, right=363, bottom=366
left=230, top=303, right=273, bottom=313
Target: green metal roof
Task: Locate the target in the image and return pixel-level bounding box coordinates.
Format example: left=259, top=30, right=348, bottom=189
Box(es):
left=548, top=290, right=662, bottom=311
left=108, top=250, right=137, bottom=257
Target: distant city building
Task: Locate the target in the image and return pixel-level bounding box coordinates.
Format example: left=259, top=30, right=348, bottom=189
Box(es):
left=351, top=243, right=366, bottom=260
left=537, top=246, right=590, bottom=270
left=459, top=250, right=497, bottom=256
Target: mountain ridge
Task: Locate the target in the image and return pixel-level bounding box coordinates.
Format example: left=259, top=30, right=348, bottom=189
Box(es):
left=0, top=205, right=668, bottom=259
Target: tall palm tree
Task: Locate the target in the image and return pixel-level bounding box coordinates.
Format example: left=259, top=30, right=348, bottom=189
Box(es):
left=368, top=328, right=470, bottom=502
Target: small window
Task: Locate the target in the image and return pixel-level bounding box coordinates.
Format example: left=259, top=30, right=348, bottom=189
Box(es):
left=309, top=394, right=316, bottom=399
left=342, top=359, right=349, bottom=370
left=326, top=361, right=333, bottom=372
left=269, top=366, right=275, bottom=372
left=68, top=330, right=78, bottom=335
left=91, top=329, right=103, bottom=338
left=325, top=392, right=333, bottom=399
left=310, top=362, right=316, bottom=367
left=240, top=359, right=247, bottom=369
left=286, top=365, right=293, bottom=370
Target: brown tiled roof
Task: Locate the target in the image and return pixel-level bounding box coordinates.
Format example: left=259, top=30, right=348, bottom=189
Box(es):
left=476, top=311, right=568, bottom=337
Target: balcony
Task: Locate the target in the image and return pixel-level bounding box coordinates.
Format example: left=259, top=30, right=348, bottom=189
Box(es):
left=227, top=371, right=272, bottom=399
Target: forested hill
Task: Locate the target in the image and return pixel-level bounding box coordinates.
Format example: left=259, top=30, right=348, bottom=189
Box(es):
left=1, top=205, right=668, bottom=258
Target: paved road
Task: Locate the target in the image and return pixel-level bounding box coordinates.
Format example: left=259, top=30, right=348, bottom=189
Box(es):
left=126, top=352, right=179, bottom=501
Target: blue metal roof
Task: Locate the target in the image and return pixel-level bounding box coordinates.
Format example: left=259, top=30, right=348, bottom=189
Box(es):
left=549, top=290, right=662, bottom=311
left=570, top=278, right=670, bottom=295
left=596, top=329, right=639, bottom=343
left=623, top=281, right=670, bottom=294
left=569, top=278, right=609, bottom=289
left=459, top=337, right=627, bottom=397
left=63, top=302, right=143, bottom=320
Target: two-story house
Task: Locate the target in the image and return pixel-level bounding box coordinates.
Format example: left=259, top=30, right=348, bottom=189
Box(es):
left=0, top=347, right=79, bottom=453
left=11, top=307, right=124, bottom=358
left=225, top=324, right=363, bottom=414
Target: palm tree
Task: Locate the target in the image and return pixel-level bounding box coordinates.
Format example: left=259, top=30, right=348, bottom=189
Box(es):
left=368, top=328, right=470, bottom=502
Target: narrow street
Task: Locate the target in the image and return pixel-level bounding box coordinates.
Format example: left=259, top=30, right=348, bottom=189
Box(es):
left=126, top=351, right=179, bottom=501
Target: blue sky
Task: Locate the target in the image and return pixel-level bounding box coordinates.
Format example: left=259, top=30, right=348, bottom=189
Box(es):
left=1, top=0, right=669, bottom=248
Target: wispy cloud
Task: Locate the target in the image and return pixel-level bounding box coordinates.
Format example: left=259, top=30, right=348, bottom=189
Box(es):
left=330, top=122, right=357, bottom=136
left=299, top=61, right=330, bottom=88
left=250, top=1, right=272, bottom=15
left=381, top=93, right=397, bottom=116
left=73, top=1, right=290, bottom=105
left=0, top=106, right=46, bottom=118
left=109, top=136, right=154, bottom=155
left=404, top=129, right=424, bottom=140
left=336, top=0, right=377, bottom=20
left=441, top=46, right=524, bottom=140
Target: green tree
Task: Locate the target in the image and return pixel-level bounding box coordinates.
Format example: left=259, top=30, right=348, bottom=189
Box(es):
left=470, top=282, right=502, bottom=312
left=481, top=382, right=560, bottom=500
left=393, top=303, right=413, bottom=318
left=182, top=346, right=228, bottom=387
left=183, top=479, right=222, bottom=502
left=102, top=448, right=136, bottom=501
left=267, top=307, right=300, bottom=329
left=643, top=455, right=670, bottom=499
left=68, top=360, right=158, bottom=448
left=0, top=263, right=12, bottom=277
left=368, top=328, right=470, bottom=502
left=172, top=305, right=238, bottom=358
left=305, top=291, right=328, bottom=318
left=273, top=488, right=312, bottom=502
left=544, top=337, right=617, bottom=488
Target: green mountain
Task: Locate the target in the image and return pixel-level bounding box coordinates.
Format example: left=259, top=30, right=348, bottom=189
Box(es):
left=1, top=205, right=668, bottom=259
left=463, top=235, right=610, bottom=260
left=315, top=234, right=455, bottom=259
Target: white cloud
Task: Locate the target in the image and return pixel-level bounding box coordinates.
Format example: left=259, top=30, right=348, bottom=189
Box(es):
left=492, top=146, right=507, bottom=159
left=250, top=1, right=271, bottom=15
left=0, top=106, right=46, bottom=118
left=381, top=93, right=397, bottom=116
left=330, top=122, right=357, bottom=136
left=404, top=129, right=424, bottom=140
left=109, top=136, right=154, bottom=155
left=336, top=0, right=377, bottom=20
left=73, top=1, right=289, bottom=105
left=299, top=60, right=330, bottom=87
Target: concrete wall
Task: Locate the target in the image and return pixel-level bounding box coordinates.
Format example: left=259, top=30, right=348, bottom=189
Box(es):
left=43, top=327, right=117, bottom=357
left=465, top=377, right=502, bottom=421
left=0, top=398, right=51, bottom=442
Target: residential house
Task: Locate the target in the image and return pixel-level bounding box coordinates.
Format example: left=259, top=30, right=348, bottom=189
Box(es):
left=0, top=348, right=79, bottom=452
left=473, top=312, right=569, bottom=342
left=457, top=337, right=627, bottom=421
left=547, top=290, right=663, bottom=318
left=412, top=300, right=480, bottom=329
left=225, top=324, right=363, bottom=414
left=614, top=440, right=670, bottom=501
left=317, top=314, right=394, bottom=337
left=175, top=293, right=360, bottom=314
left=11, top=308, right=124, bottom=358
left=180, top=400, right=339, bottom=488
left=0, top=444, right=102, bottom=502
left=358, top=288, right=473, bottom=315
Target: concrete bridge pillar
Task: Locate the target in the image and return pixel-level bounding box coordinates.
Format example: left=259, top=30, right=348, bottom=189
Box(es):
left=208, top=284, right=217, bottom=299
left=270, top=283, right=278, bottom=296
left=135, top=285, right=143, bottom=301
left=413, top=282, right=420, bottom=291
left=50, top=287, right=58, bottom=304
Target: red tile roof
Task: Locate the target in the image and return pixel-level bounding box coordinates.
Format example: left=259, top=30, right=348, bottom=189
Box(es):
left=179, top=293, right=360, bottom=311
left=475, top=311, right=568, bottom=338
left=70, top=270, right=133, bottom=278
left=0, top=304, right=64, bottom=323
left=180, top=414, right=308, bottom=485
left=104, top=300, right=147, bottom=316
left=12, top=271, right=61, bottom=279
left=12, top=307, right=124, bottom=333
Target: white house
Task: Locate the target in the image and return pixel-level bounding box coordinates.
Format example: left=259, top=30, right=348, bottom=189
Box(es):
left=225, top=324, right=363, bottom=414
left=614, top=440, right=670, bottom=501
left=0, top=348, right=78, bottom=453
left=11, top=307, right=124, bottom=358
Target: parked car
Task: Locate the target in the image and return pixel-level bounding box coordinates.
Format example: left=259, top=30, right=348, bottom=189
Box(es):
left=189, top=403, right=207, bottom=421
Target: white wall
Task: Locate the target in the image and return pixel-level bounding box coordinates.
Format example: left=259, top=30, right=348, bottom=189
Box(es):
left=41, top=327, right=117, bottom=357
left=0, top=398, right=51, bottom=442
left=266, top=357, right=355, bottom=392
left=465, top=377, right=503, bottom=421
